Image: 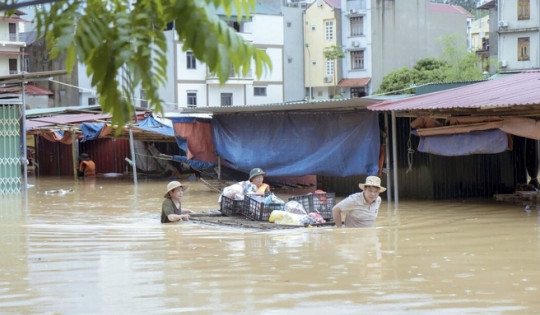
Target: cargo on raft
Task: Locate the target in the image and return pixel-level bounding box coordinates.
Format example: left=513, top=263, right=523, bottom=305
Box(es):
left=189, top=211, right=335, bottom=230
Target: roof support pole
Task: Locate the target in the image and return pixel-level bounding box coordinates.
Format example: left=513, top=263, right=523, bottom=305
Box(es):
left=391, top=111, right=399, bottom=204
left=129, top=127, right=138, bottom=185
left=384, top=112, right=392, bottom=202
left=21, top=80, right=28, bottom=191
left=72, top=129, right=77, bottom=180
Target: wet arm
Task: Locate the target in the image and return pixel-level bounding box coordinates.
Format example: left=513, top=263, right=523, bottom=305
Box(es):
left=333, top=205, right=343, bottom=228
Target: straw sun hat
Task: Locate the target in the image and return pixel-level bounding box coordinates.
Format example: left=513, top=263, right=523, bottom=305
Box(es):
left=358, top=176, right=386, bottom=193
left=164, top=181, right=188, bottom=197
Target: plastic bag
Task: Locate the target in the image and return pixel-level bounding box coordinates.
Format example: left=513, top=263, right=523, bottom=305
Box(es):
left=284, top=200, right=307, bottom=215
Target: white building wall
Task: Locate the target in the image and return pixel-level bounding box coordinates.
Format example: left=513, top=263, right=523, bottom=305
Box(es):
left=498, top=0, right=540, bottom=71
left=341, top=0, right=372, bottom=96
left=175, top=11, right=284, bottom=108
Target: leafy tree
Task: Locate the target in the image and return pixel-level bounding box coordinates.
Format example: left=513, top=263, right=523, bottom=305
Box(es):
left=323, top=45, right=345, bottom=98
left=376, top=34, right=484, bottom=95
left=19, top=0, right=272, bottom=127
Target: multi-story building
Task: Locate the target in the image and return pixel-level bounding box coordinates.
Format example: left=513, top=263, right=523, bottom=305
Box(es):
left=479, top=0, right=539, bottom=73
left=337, top=0, right=473, bottom=97
left=303, top=0, right=342, bottom=100
left=0, top=10, right=27, bottom=75
left=470, top=14, right=490, bottom=73
left=171, top=3, right=284, bottom=109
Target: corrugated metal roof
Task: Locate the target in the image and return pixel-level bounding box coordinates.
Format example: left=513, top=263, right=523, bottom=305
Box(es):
left=368, top=71, right=540, bottom=117
left=176, top=97, right=382, bottom=115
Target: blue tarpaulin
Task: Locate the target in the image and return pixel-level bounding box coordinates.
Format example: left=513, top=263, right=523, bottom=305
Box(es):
left=138, top=116, right=187, bottom=152
left=416, top=129, right=508, bottom=156
left=80, top=122, right=105, bottom=142
left=212, top=111, right=380, bottom=177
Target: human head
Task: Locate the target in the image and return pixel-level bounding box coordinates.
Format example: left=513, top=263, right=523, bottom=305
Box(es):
left=79, top=153, right=90, bottom=161
left=359, top=176, right=386, bottom=193
left=164, top=181, right=188, bottom=198
left=249, top=168, right=266, bottom=181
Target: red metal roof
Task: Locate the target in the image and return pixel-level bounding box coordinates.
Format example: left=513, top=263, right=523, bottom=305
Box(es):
left=338, top=77, right=371, bottom=87
left=429, top=3, right=474, bottom=18
left=368, top=71, right=540, bottom=112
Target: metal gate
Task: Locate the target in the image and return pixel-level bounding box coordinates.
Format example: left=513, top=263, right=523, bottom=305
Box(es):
left=0, top=104, right=21, bottom=194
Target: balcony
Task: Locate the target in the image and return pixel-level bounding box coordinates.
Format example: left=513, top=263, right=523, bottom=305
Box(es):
left=0, top=33, right=26, bottom=46
left=206, top=68, right=253, bottom=85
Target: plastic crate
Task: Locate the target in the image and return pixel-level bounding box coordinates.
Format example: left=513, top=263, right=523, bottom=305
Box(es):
left=220, top=195, right=244, bottom=216
left=288, top=192, right=335, bottom=219
left=242, top=194, right=284, bottom=221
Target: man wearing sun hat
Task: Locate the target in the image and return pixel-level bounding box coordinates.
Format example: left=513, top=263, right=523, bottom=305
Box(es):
left=332, top=175, right=386, bottom=228
left=161, top=181, right=194, bottom=223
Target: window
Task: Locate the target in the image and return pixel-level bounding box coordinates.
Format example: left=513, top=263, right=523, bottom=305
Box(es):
left=186, top=51, right=196, bottom=69
left=221, top=93, right=233, bottom=106
left=350, top=50, right=364, bottom=70
left=325, top=60, right=334, bottom=76
left=140, top=90, right=148, bottom=108
left=24, top=57, right=29, bottom=72
left=518, top=0, right=530, bottom=20
left=518, top=37, right=530, bottom=61
left=9, top=59, right=17, bottom=74
left=187, top=92, right=197, bottom=107
left=9, top=23, right=16, bottom=41
left=254, top=87, right=266, bottom=96
left=350, top=16, right=364, bottom=36
left=350, top=87, right=366, bottom=98
left=325, top=21, right=334, bottom=40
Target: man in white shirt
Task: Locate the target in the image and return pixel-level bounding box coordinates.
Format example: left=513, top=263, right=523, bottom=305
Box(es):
left=332, top=176, right=386, bottom=228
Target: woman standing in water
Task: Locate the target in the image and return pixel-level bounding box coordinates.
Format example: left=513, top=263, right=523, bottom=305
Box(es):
left=161, top=181, right=194, bottom=223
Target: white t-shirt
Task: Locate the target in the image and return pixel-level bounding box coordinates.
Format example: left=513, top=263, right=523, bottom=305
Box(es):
left=335, top=192, right=381, bottom=227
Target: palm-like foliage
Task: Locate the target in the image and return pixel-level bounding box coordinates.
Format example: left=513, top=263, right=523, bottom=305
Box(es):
left=32, top=0, right=272, bottom=127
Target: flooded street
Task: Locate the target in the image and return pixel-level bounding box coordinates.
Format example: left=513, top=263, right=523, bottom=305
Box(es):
left=2, top=176, right=540, bottom=314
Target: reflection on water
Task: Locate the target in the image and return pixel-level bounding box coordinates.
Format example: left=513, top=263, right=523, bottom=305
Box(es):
left=1, top=176, right=540, bottom=314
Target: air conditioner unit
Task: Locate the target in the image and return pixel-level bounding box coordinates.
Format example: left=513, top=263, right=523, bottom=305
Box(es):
left=324, top=76, right=333, bottom=83
left=349, top=9, right=357, bottom=14
left=498, top=20, right=508, bottom=28
left=499, top=60, right=508, bottom=68
left=351, top=40, right=359, bottom=47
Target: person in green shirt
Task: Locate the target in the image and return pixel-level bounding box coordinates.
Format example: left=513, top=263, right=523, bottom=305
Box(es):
left=161, top=181, right=194, bottom=223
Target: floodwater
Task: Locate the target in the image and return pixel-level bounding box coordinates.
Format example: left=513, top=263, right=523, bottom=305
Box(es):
left=2, top=176, right=540, bottom=314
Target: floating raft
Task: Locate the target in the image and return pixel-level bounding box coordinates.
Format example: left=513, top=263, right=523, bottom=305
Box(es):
left=190, top=211, right=335, bottom=230
left=494, top=191, right=538, bottom=204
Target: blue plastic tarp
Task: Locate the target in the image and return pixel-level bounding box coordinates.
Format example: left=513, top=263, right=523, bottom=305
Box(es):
left=80, top=122, right=105, bottom=142
left=416, top=129, right=508, bottom=156
left=212, top=111, right=380, bottom=177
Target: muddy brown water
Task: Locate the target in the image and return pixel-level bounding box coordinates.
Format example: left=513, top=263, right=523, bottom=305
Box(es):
left=1, top=176, right=540, bottom=314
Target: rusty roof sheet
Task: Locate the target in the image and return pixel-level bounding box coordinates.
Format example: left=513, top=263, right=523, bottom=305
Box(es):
left=368, top=71, right=540, bottom=117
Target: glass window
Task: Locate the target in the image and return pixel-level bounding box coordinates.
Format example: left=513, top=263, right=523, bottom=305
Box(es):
left=186, top=51, right=196, bottom=69
left=187, top=92, right=197, bottom=107
left=351, top=50, right=364, bottom=70
left=350, top=16, right=364, bottom=36
left=254, top=87, right=266, bottom=96
left=518, top=37, right=530, bottom=61
left=325, top=21, right=334, bottom=40
left=140, top=90, right=148, bottom=108
left=325, top=60, right=334, bottom=76
left=221, top=93, right=233, bottom=106
left=518, top=0, right=530, bottom=20
left=350, top=87, right=366, bottom=98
